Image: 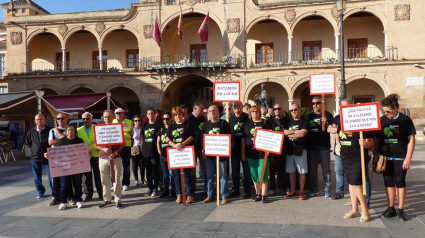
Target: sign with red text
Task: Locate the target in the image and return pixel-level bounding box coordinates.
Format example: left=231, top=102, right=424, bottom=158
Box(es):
left=213, top=81, right=241, bottom=102
left=309, top=73, right=336, bottom=95
left=167, top=146, right=196, bottom=169
left=203, top=134, right=231, bottom=157
left=93, top=123, right=125, bottom=146
left=253, top=129, right=285, bottom=154
left=48, top=143, right=91, bottom=178
left=340, top=103, right=381, bottom=132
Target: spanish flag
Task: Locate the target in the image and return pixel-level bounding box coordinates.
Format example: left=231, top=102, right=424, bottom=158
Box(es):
left=177, top=5, right=183, bottom=40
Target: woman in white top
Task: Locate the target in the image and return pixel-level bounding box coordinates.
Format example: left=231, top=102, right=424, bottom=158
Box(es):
left=131, top=115, right=145, bottom=186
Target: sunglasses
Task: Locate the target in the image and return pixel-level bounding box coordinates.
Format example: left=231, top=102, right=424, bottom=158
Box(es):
left=82, top=118, right=90, bottom=121
left=56, top=117, right=66, bottom=120
left=163, top=118, right=171, bottom=121
left=290, top=109, right=298, bottom=112
left=312, top=102, right=321, bottom=105
left=134, top=120, right=141, bottom=122
left=274, top=107, right=282, bottom=110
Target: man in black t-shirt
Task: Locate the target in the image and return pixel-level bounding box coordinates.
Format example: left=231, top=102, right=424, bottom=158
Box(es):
left=229, top=102, right=251, bottom=198
left=202, top=105, right=232, bottom=204
left=306, top=96, right=333, bottom=198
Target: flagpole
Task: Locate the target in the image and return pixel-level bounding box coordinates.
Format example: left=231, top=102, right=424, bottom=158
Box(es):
left=179, top=3, right=187, bottom=64
left=156, top=14, right=168, bottom=64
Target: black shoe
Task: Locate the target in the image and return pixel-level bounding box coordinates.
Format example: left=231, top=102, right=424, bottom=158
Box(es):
left=159, top=192, right=169, bottom=198
left=242, top=194, right=250, bottom=199
left=381, top=207, right=397, bottom=219
left=331, top=193, right=344, bottom=200
left=397, top=209, right=408, bottom=221
left=170, top=192, right=177, bottom=199
left=230, top=190, right=240, bottom=197
left=97, top=201, right=111, bottom=209
left=262, top=195, right=269, bottom=204
left=48, top=199, right=59, bottom=206
left=253, top=194, right=262, bottom=202
left=84, top=196, right=93, bottom=202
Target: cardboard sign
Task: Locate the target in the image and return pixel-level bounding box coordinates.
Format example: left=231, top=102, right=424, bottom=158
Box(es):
left=253, top=129, right=285, bottom=155
left=213, top=81, right=241, bottom=102
left=167, top=146, right=196, bottom=169
left=93, top=123, right=125, bottom=146
left=309, top=73, right=336, bottom=95
left=203, top=134, right=231, bottom=157
left=340, top=102, right=381, bottom=132
left=48, top=143, right=91, bottom=178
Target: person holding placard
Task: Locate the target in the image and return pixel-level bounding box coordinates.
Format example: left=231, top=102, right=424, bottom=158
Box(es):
left=242, top=105, right=270, bottom=203
left=166, top=106, right=195, bottom=204
left=283, top=104, right=309, bottom=200
left=375, top=94, right=416, bottom=222
left=306, top=96, right=333, bottom=198
left=130, top=115, right=145, bottom=186
left=229, top=101, right=252, bottom=198
left=142, top=109, right=162, bottom=197
left=112, top=108, right=132, bottom=191
left=202, top=105, right=232, bottom=204
left=156, top=112, right=176, bottom=199
left=96, top=110, right=125, bottom=209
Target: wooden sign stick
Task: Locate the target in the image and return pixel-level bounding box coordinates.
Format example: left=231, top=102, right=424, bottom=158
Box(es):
left=321, top=94, right=326, bottom=131
left=359, top=131, right=366, bottom=196
left=217, top=156, right=220, bottom=206
left=180, top=168, right=187, bottom=206
left=258, top=152, right=270, bottom=189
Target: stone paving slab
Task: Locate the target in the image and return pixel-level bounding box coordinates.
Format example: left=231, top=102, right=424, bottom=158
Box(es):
left=49, top=227, right=119, bottom=238
left=345, top=227, right=392, bottom=238
left=141, top=205, right=185, bottom=220
left=280, top=224, right=348, bottom=237
left=108, top=229, right=175, bottom=238
left=103, top=218, right=167, bottom=230
left=0, top=217, right=20, bottom=225
left=158, top=220, right=222, bottom=232
left=172, top=231, right=237, bottom=238
left=0, top=226, right=65, bottom=238
left=6, top=216, right=66, bottom=227
left=217, top=222, right=281, bottom=235
left=53, top=217, right=116, bottom=228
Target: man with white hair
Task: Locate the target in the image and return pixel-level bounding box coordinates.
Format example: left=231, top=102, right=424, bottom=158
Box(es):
left=77, top=112, right=102, bottom=201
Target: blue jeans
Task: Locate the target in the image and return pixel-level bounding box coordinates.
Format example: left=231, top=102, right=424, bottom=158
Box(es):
left=231, top=144, right=252, bottom=195
left=334, top=155, right=344, bottom=196
left=307, top=149, right=331, bottom=192
left=173, top=168, right=193, bottom=196
left=206, top=158, right=229, bottom=198
left=31, top=160, right=52, bottom=197
left=60, top=174, right=83, bottom=203
left=160, top=155, right=175, bottom=194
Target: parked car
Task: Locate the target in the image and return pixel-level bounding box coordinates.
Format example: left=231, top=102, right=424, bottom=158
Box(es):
left=68, top=119, right=103, bottom=128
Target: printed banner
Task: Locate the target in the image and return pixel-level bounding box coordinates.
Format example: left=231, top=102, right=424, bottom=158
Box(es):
left=213, top=81, right=241, bottom=102
left=340, top=102, right=381, bottom=132
left=167, top=146, right=196, bottom=169
left=48, top=143, right=91, bottom=178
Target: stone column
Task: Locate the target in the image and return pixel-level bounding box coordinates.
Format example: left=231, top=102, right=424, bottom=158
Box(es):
left=99, top=47, right=103, bottom=70
left=334, top=33, right=340, bottom=61
left=288, top=99, right=293, bottom=109
left=61, top=48, right=66, bottom=72
left=288, top=36, right=293, bottom=64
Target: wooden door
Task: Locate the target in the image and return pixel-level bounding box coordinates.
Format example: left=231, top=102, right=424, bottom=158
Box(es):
left=255, top=43, right=274, bottom=64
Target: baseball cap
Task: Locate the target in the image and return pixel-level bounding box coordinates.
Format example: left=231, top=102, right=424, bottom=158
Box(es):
left=114, top=108, right=125, bottom=113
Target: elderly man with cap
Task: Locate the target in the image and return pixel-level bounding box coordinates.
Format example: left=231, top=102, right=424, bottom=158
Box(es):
left=112, top=108, right=133, bottom=191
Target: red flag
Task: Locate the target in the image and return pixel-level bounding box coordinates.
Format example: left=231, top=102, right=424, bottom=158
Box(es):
left=177, top=5, right=183, bottom=40
left=198, top=12, right=209, bottom=43
left=153, top=17, right=162, bottom=47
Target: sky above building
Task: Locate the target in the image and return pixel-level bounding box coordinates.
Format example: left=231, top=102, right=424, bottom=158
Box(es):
left=0, top=0, right=138, bottom=22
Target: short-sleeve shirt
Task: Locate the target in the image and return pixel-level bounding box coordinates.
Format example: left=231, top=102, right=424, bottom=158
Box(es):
left=337, top=126, right=372, bottom=156
left=243, top=120, right=268, bottom=159
left=307, top=111, right=333, bottom=149
left=202, top=119, right=231, bottom=160
left=157, top=127, right=170, bottom=156
left=167, top=120, right=194, bottom=145
left=186, top=113, right=206, bottom=151
left=48, top=128, right=67, bottom=144
left=142, top=122, right=162, bottom=157
left=229, top=112, right=249, bottom=149
left=377, top=113, right=416, bottom=158
left=286, top=117, right=309, bottom=155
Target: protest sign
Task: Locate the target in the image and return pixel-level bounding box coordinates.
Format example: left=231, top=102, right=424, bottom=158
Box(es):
left=213, top=81, right=240, bottom=102
left=309, top=73, right=336, bottom=95
left=48, top=143, right=91, bottom=178
left=340, top=102, right=381, bottom=132
left=253, top=129, right=285, bottom=155
left=203, top=134, right=231, bottom=157
left=93, top=123, right=125, bottom=146
left=167, top=146, right=196, bottom=169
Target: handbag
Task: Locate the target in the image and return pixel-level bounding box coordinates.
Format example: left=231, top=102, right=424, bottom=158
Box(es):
left=131, top=145, right=140, bottom=156
left=293, top=143, right=304, bottom=156
left=373, top=155, right=387, bottom=174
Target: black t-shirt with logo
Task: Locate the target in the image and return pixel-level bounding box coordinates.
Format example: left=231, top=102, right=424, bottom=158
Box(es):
left=229, top=112, right=249, bottom=149
left=142, top=122, right=162, bottom=157
left=186, top=113, right=206, bottom=151
left=286, top=117, right=309, bottom=155
left=307, top=111, right=333, bottom=149
left=167, top=121, right=194, bottom=146
left=337, top=126, right=373, bottom=158
left=378, top=113, right=416, bottom=158
left=243, top=120, right=268, bottom=159
left=202, top=119, right=231, bottom=160
left=157, top=127, right=170, bottom=156
left=265, top=116, right=289, bottom=156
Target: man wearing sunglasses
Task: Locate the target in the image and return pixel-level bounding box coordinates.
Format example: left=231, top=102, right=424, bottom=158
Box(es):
left=47, top=113, right=68, bottom=206
left=306, top=96, right=333, bottom=198
left=77, top=112, right=102, bottom=201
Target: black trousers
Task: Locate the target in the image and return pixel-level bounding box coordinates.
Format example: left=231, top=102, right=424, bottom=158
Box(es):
left=131, top=153, right=145, bottom=182
left=144, top=156, right=160, bottom=191
left=83, top=157, right=103, bottom=198
left=269, top=154, right=289, bottom=191
left=121, top=147, right=131, bottom=186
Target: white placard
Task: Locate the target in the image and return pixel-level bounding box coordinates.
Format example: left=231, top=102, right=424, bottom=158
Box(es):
left=213, top=81, right=241, bottom=102
left=93, top=123, right=125, bottom=146
left=406, top=77, right=424, bottom=86
left=309, top=73, right=336, bottom=95
left=48, top=143, right=91, bottom=178
left=253, top=129, right=284, bottom=154
left=167, top=146, right=196, bottom=169
left=203, top=134, right=231, bottom=157
left=340, top=103, right=381, bottom=132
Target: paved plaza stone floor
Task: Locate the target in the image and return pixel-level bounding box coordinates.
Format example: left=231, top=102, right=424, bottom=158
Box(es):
left=0, top=138, right=424, bottom=238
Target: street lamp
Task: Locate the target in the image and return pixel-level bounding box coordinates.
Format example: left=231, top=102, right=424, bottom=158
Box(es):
left=336, top=0, right=346, bottom=101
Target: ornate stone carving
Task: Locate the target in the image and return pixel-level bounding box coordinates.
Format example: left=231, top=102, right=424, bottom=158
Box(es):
left=284, top=9, right=296, bottom=23
left=180, top=0, right=199, bottom=7
left=204, top=71, right=232, bottom=82
left=10, top=32, right=22, bottom=45
left=143, top=25, right=153, bottom=39
left=287, top=76, right=295, bottom=88
left=394, top=4, right=410, bottom=21
left=141, top=83, right=159, bottom=93
left=58, top=24, right=68, bottom=36
left=95, top=22, right=106, bottom=34
left=226, top=18, right=240, bottom=33
left=331, top=7, right=340, bottom=22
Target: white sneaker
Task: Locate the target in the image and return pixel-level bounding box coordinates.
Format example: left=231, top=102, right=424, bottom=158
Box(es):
left=76, top=202, right=84, bottom=209
left=123, top=185, right=129, bottom=191
left=151, top=189, right=157, bottom=197
left=58, top=203, right=67, bottom=210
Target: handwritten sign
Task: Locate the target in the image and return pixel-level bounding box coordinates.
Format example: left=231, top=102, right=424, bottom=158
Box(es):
left=309, top=73, right=336, bottom=95
left=167, top=146, right=196, bottom=169
left=213, top=81, right=241, bottom=102
left=48, top=143, right=91, bottom=178
left=203, top=134, right=231, bottom=157
left=340, top=103, right=381, bottom=132
left=253, top=129, right=285, bottom=154
left=93, top=123, right=125, bottom=146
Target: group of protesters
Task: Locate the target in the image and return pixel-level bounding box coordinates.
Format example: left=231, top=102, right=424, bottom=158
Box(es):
left=25, top=93, right=415, bottom=222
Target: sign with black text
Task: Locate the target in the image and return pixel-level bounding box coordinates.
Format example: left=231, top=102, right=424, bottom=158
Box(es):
left=93, top=123, right=125, bottom=146
left=167, top=146, right=196, bottom=169
left=253, top=129, right=285, bottom=155
left=309, top=73, right=336, bottom=95
left=340, top=103, right=381, bottom=132
left=48, top=143, right=91, bottom=178
left=213, top=81, right=241, bottom=102
left=203, top=134, right=231, bottom=157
